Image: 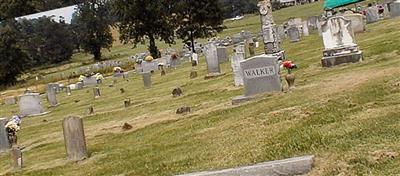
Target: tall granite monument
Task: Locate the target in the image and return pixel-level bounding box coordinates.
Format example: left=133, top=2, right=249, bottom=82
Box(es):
left=258, top=0, right=285, bottom=60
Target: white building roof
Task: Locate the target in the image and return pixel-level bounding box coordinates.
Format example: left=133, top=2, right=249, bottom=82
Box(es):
left=16, top=5, right=78, bottom=24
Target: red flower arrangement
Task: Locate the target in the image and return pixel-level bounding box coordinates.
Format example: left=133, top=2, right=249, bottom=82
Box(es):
left=281, top=60, right=297, bottom=74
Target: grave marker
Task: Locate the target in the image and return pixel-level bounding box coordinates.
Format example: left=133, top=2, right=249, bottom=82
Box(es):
left=4, top=96, right=16, bottom=105
left=232, top=55, right=281, bottom=105
left=46, top=84, right=58, bottom=107
left=321, top=16, right=363, bottom=67
left=142, top=73, right=152, bottom=89
left=231, top=44, right=246, bottom=86
left=19, top=93, right=44, bottom=116
left=390, top=1, right=400, bottom=18
left=0, top=118, right=10, bottom=153
left=217, top=47, right=228, bottom=63
left=62, top=116, right=88, bottom=161
left=288, top=27, right=301, bottom=42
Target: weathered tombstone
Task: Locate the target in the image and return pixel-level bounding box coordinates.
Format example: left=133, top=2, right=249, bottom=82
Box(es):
left=124, top=99, right=131, bottom=108
left=0, top=118, right=10, bottom=153
left=321, top=16, right=363, bottom=67
left=82, top=76, right=97, bottom=87
left=76, top=82, right=84, bottom=90
left=232, top=55, right=281, bottom=105
left=10, top=147, right=23, bottom=170
left=172, top=88, right=183, bottom=97
left=231, top=44, right=246, bottom=86
left=46, top=84, right=58, bottom=107
left=341, top=13, right=366, bottom=33
left=176, top=155, right=314, bottom=176
left=316, top=19, right=322, bottom=36
left=47, top=83, right=61, bottom=93
left=258, top=0, right=282, bottom=56
left=366, top=6, right=380, bottom=23
left=390, top=1, right=400, bottom=18
left=190, top=70, right=198, bottom=79
left=93, top=87, right=101, bottom=98
left=302, top=21, right=309, bottom=36
left=277, top=25, right=285, bottom=39
left=288, top=27, right=301, bottom=42
left=142, top=60, right=158, bottom=73
left=204, top=42, right=222, bottom=76
left=176, top=107, right=191, bottom=115
left=4, top=96, right=17, bottom=105
left=217, top=47, right=228, bottom=63
left=88, top=106, right=95, bottom=115
left=62, top=116, right=88, bottom=161
left=308, top=16, right=319, bottom=30
left=66, top=86, right=72, bottom=96
left=142, top=73, right=152, bottom=89
left=19, top=93, right=44, bottom=116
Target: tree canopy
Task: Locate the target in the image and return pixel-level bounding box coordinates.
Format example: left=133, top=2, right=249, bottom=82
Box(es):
left=74, top=0, right=114, bottom=61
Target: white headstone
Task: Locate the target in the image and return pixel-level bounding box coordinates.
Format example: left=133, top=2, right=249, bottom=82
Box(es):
left=46, top=84, right=58, bottom=107
left=204, top=42, right=220, bottom=74
left=322, top=16, right=357, bottom=50
left=82, top=76, right=97, bottom=87
left=231, top=44, right=246, bottom=86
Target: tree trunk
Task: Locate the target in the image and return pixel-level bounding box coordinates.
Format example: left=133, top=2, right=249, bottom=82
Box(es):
left=148, top=35, right=158, bottom=58
left=190, top=30, right=195, bottom=54
left=93, top=47, right=101, bottom=61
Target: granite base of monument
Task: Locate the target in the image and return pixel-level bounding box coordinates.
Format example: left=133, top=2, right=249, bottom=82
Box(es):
left=177, top=155, right=314, bottom=176
left=232, top=95, right=255, bottom=105
left=204, top=73, right=226, bottom=80
left=322, top=51, right=363, bottom=67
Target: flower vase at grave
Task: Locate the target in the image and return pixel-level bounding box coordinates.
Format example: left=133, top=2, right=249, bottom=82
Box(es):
left=285, top=72, right=296, bottom=89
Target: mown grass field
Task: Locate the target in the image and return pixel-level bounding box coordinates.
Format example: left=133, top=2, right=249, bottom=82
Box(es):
left=2, top=1, right=400, bottom=175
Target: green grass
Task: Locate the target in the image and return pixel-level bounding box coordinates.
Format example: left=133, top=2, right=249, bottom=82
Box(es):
left=2, top=1, right=400, bottom=175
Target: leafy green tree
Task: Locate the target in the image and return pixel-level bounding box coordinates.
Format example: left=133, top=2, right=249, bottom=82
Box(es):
left=0, top=0, right=36, bottom=21
left=19, top=17, right=75, bottom=65
left=173, top=0, right=225, bottom=52
left=75, top=0, right=113, bottom=61
left=0, top=20, right=31, bottom=86
left=113, top=0, right=175, bottom=58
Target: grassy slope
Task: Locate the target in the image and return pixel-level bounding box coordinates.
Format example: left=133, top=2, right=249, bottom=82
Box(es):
left=2, top=1, right=400, bottom=175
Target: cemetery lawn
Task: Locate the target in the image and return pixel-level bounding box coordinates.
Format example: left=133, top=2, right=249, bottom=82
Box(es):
left=2, top=1, right=400, bottom=175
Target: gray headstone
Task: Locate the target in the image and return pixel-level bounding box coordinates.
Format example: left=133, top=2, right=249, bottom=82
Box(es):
left=177, top=155, right=314, bottom=176
left=302, top=21, right=309, bottom=36
left=204, top=42, right=221, bottom=74
left=241, top=55, right=281, bottom=97
left=76, top=82, right=84, bottom=90
left=93, top=87, right=101, bottom=98
left=46, top=84, right=58, bottom=107
left=308, top=16, right=319, bottom=30
left=342, top=13, right=366, bottom=33
left=366, top=7, right=380, bottom=23
left=19, top=93, right=44, bottom=116
left=390, top=1, right=400, bottom=18
left=47, top=83, right=61, bottom=93
left=142, top=73, right=152, bottom=89
left=66, top=86, right=72, bottom=96
left=5, top=96, right=17, bottom=105
left=82, top=76, right=97, bottom=87
left=142, top=61, right=158, bottom=73
left=277, top=25, right=285, bottom=40
left=0, top=118, right=10, bottom=153
left=288, top=27, right=301, bottom=42
left=316, top=19, right=322, bottom=36
left=217, top=47, right=228, bottom=63
left=231, top=44, right=246, bottom=86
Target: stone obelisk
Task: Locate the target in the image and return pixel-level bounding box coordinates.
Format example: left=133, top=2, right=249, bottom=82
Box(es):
left=258, top=0, right=284, bottom=59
